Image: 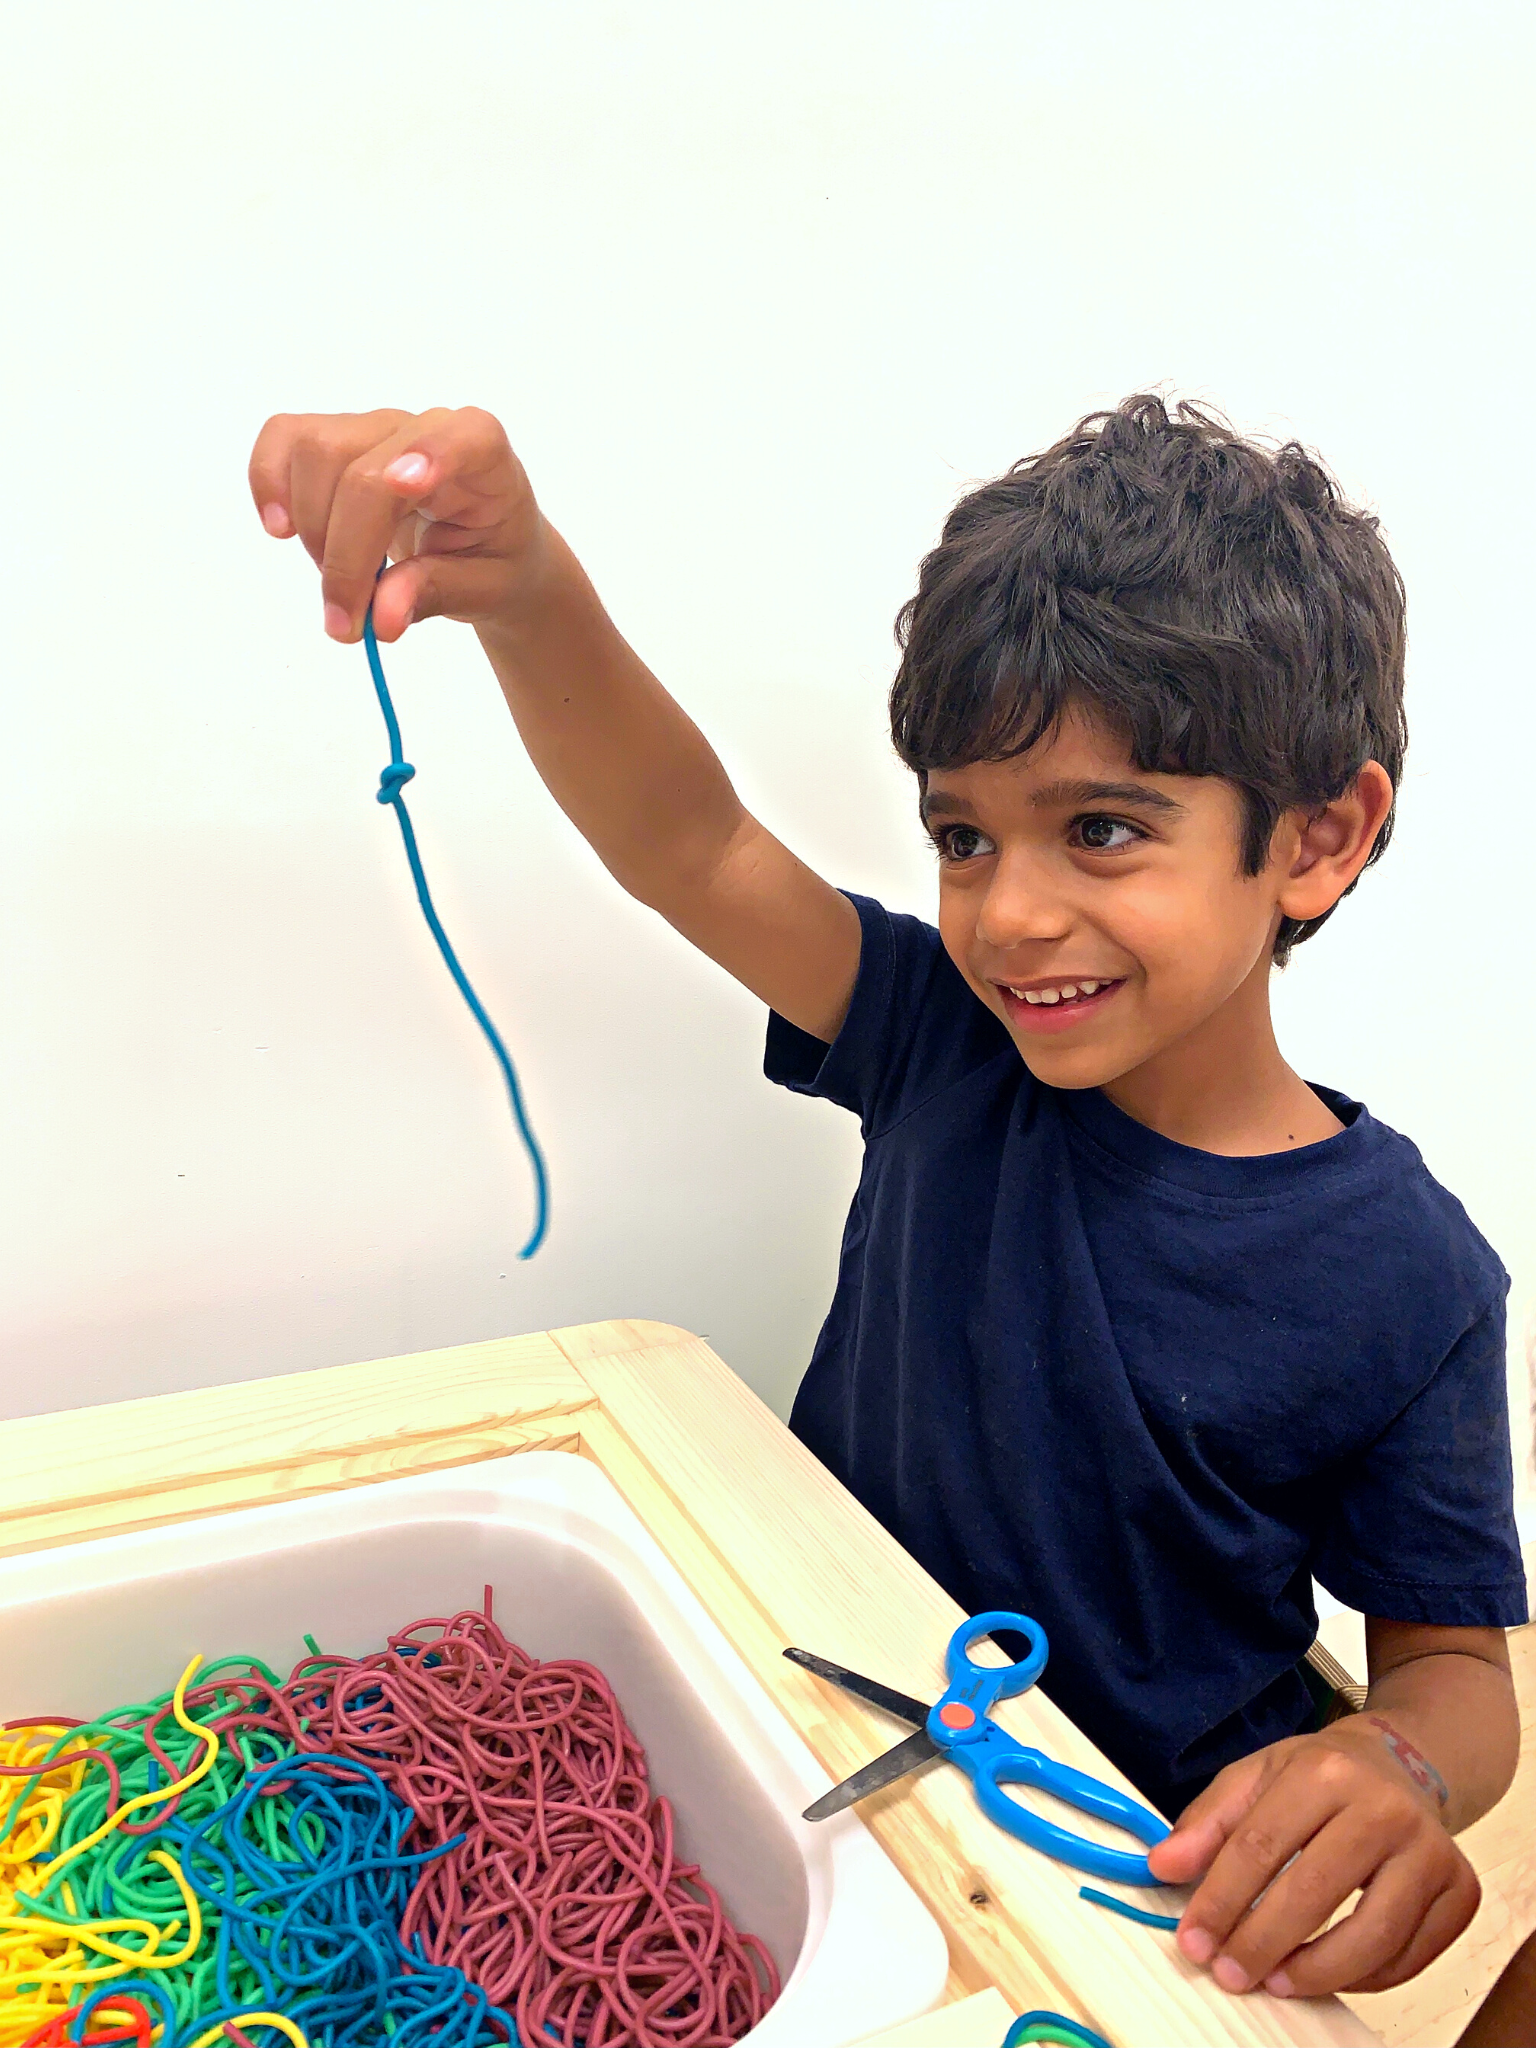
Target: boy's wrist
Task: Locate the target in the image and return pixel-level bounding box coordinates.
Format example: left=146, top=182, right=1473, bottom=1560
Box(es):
left=475, top=519, right=590, bottom=656
left=1360, top=1714, right=1450, bottom=1809
left=1325, top=1711, right=1451, bottom=1816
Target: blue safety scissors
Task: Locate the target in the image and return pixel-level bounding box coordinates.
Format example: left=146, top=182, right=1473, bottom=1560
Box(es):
left=785, top=1610, right=1171, bottom=1888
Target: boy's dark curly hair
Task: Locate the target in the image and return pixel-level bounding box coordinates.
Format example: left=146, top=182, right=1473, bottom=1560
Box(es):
left=890, top=394, right=1408, bottom=963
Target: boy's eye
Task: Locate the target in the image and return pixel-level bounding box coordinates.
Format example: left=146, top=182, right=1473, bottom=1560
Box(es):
left=1073, top=814, right=1141, bottom=853
left=936, top=825, right=996, bottom=862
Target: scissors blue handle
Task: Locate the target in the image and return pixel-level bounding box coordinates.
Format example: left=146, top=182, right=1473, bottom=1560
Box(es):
left=926, top=1611, right=1171, bottom=1887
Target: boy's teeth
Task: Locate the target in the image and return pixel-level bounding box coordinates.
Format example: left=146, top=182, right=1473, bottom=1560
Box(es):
left=1014, top=979, right=1106, bottom=1006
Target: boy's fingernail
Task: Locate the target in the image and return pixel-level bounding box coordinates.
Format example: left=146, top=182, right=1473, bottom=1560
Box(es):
left=323, top=602, right=352, bottom=640
left=1179, top=1927, right=1216, bottom=1965
left=1265, top=1971, right=1294, bottom=1998
left=261, top=502, right=292, bottom=536
left=385, top=452, right=430, bottom=487
left=1212, top=1956, right=1250, bottom=1993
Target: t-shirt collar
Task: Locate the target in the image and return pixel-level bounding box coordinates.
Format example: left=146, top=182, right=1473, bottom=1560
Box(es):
left=1059, top=1079, right=1376, bottom=1196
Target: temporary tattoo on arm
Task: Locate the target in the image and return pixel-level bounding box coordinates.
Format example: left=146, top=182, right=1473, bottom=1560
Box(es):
left=1365, top=1715, right=1449, bottom=1808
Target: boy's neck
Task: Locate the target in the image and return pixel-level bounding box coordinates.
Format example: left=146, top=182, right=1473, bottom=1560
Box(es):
left=1098, top=956, right=1344, bottom=1157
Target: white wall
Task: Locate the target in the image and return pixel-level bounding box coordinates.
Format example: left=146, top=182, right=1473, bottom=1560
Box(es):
left=2, top=1, right=1531, bottom=1478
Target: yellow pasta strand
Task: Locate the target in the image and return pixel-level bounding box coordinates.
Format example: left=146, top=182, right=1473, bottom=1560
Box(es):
left=23, top=1660, right=218, bottom=1889
left=0, top=1727, right=96, bottom=1885
left=0, top=1661, right=217, bottom=2036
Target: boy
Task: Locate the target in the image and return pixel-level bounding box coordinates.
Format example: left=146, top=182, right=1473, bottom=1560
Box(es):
left=249, top=394, right=1526, bottom=2002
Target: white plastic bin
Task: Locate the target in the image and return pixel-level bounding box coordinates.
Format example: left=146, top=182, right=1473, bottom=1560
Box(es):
left=0, top=1451, right=950, bottom=2047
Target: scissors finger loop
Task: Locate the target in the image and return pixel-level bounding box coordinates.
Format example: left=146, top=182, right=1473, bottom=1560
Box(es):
left=946, top=1611, right=1048, bottom=1705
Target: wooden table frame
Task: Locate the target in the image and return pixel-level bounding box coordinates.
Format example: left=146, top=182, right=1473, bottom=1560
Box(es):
left=0, top=1320, right=1379, bottom=2047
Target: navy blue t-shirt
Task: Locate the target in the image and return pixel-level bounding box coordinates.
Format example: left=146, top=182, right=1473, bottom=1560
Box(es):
left=767, top=894, right=1527, bottom=1815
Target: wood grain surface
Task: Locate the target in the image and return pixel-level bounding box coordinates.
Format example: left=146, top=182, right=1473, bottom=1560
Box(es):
left=858, top=1986, right=1015, bottom=2046
left=0, top=1329, right=595, bottom=1557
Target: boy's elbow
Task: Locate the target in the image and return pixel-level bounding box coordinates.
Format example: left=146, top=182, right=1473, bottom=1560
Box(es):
left=1456, top=1655, right=1519, bottom=1828
left=1467, top=1634, right=1520, bottom=1802
left=1489, top=1676, right=1520, bottom=1804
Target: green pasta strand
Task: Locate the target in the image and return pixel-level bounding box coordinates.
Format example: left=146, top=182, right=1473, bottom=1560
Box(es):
left=11, top=1660, right=304, bottom=2028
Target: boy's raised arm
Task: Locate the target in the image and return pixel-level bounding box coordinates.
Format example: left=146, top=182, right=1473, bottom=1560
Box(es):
left=248, top=406, right=861, bottom=1043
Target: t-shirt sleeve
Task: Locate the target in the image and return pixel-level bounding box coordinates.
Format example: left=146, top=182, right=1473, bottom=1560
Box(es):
left=1312, top=1303, right=1529, bottom=1627
left=763, top=891, right=1012, bottom=1138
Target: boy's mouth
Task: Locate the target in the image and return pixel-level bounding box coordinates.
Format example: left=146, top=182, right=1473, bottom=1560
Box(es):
left=994, top=978, right=1124, bottom=1034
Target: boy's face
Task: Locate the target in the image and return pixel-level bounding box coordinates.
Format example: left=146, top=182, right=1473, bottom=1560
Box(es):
left=923, top=710, right=1283, bottom=1096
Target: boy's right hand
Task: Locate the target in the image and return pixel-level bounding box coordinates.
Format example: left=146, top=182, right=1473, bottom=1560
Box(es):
left=248, top=407, right=546, bottom=649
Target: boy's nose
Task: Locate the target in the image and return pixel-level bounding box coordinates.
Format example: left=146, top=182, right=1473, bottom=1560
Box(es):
left=973, top=855, right=1075, bottom=951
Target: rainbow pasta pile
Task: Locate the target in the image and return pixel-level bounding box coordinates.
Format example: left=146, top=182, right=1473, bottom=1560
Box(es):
left=0, top=1596, right=778, bottom=2048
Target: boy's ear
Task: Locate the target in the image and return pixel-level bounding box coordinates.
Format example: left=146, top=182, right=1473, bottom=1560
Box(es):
left=1274, top=762, right=1395, bottom=926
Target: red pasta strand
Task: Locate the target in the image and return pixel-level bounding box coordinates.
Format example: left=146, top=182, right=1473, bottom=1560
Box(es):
left=224, top=1598, right=779, bottom=2048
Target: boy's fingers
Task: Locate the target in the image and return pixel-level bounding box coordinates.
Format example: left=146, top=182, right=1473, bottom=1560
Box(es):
left=1176, top=1768, right=1337, bottom=1961
left=248, top=413, right=302, bottom=536
left=1264, top=1854, right=1478, bottom=1998
left=248, top=406, right=523, bottom=640
left=287, top=413, right=414, bottom=575
left=1207, top=1810, right=1399, bottom=1990
left=289, top=436, right=346, bottom=572
left=1324, top=1866, right=1480, bottom=1995
left=319, top=409, right=514, bottom=641
left=1149, top=1754, right=1271, bottom=1885
left=250, top=409, right=408, bottom=553
left=317, top=425, right=439, bottom=640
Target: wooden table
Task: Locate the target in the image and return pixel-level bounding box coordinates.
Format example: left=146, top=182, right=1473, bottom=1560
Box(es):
left=0, top=1320, right=1380, bottom=2047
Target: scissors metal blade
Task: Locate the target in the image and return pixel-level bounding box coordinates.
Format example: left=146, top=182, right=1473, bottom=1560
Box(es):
left=781, top=1647, right=932, bottom=1730
left=801, top=1727, right=942, bottom=1822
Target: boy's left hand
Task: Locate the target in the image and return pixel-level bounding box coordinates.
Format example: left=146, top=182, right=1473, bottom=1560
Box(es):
left=1146, top=1721, right=1481, bottom=1997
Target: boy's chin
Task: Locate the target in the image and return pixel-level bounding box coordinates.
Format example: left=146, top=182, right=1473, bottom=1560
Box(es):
left=1008, top=1033, right=1141, bottom=1092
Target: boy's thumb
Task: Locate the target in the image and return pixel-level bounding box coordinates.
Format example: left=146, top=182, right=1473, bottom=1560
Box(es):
left=367, top=557, right=511, bottom=640
left=1147, top=1813, right=1225, bottom=1884
left=1147, top=1754, right=1270, bottom=1882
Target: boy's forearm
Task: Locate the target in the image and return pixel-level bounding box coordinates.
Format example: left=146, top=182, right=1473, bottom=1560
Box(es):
left=1353, top=1644, right=1518, bottom=1833
left=476, top=523, right=749, bottom=912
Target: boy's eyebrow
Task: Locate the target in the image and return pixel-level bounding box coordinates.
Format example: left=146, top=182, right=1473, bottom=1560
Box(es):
left=1030, top=778, right=1186, bottom=815
left=919, top=778, right=1187, bottom=825
left=918, top=787, right=975, bottom=824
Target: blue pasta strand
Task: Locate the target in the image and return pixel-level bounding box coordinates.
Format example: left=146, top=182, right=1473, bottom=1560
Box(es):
left=166, top=1751, right=518, bottom=2045
left=363, top=600, right=550, bottom=1259
left=1077, top=1883, right=1180, bottom=1932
